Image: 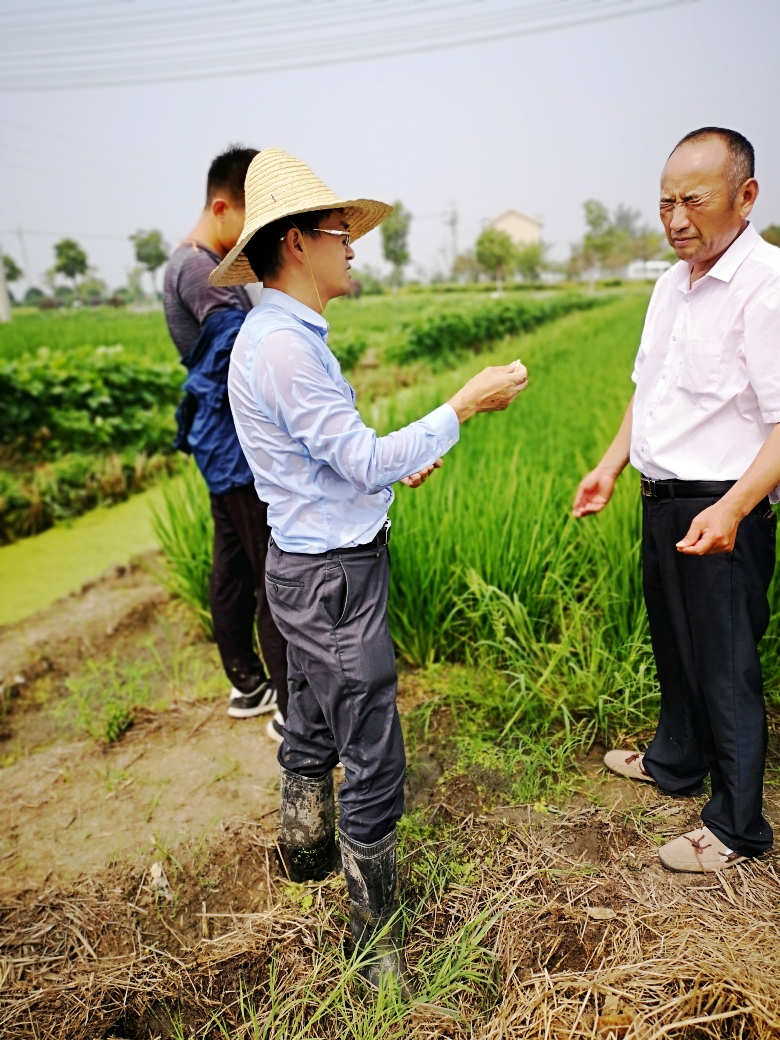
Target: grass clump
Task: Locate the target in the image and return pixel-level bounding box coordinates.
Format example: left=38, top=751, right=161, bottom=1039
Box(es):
left=57, top=657, right=156, bottom=743
left=151, top=462, right=214, bottom=637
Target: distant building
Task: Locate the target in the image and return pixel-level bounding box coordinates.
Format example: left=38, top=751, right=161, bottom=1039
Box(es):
left=486, top=209, right=543, bottom=247
left=626, top=259, right=672, bottom=281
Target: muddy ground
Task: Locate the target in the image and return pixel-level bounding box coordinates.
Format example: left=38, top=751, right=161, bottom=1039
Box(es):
left=3, top=563, right=780, bottom=1038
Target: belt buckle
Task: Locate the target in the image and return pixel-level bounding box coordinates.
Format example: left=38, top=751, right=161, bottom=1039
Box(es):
left=640, top=477, right=656, bottom=498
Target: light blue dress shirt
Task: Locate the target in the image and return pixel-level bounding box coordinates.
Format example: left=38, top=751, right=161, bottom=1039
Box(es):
left=228, top=288, right=461, bottom=553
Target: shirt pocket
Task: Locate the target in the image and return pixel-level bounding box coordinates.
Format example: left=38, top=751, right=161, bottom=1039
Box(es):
left=678, top=339, right=722, bottom=396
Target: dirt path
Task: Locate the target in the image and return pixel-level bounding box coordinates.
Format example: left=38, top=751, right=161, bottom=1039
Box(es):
left=0, top=559, right=283, bottom=896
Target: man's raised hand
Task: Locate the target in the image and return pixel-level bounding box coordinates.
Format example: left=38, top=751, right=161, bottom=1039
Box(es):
left=448, top=361, right=528, bottom=424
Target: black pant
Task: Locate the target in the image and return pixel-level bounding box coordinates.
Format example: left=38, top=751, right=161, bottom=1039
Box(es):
left=641, top=494, right=776, bottom=855
left=265, top=542, right=405, bottom=846
left=209, top=483, right=288, bottom=714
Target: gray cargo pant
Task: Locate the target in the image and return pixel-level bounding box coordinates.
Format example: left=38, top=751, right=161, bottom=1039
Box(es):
left=265, top=540, right=405, bottom=845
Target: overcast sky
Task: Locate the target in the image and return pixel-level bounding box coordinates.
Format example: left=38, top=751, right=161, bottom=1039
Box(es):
left=1, top=0, right=778, bottom=292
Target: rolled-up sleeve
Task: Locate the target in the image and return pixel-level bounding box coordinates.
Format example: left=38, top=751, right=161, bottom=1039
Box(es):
left=252, top=329, right=459, bottom=494
left=745, top=286, right=780, bottom=423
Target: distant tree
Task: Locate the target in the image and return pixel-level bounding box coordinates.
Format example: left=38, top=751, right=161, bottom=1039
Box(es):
left=75, top=274, right=108, bottom=304
left=452, top=249, right=482, bottom=283
left=475, top=228, right=517, bottom=289
left=126, top=265, right=148, bottom=302
left=23, top=286, right=45, bottom=306
left=380, top=202, right=412, bottom=289
left=514, top=242, right=548, bottom=282
left=761, top=224, right=780, bottom=248
left=570, top=200, right=664, bottom=279
left=3, top=254, right=23, bottom=284
left=53, top=238, right=88, bottom=288
left=130, top=229, right=170, bottom=299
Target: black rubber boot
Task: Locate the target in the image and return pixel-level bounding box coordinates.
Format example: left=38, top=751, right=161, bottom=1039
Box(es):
left=279, top=767, right=340, bottom=882
left=340, top=828, right=413, bottom=998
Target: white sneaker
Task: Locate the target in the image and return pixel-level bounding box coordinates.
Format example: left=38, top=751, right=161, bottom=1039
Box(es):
left=227, top=681, right=277, bottom=718
left=266, top=711, right=285, bottom=743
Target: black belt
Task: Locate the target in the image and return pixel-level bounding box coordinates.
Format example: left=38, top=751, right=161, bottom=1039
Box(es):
left=271, top=519, right=391, bottom=557
left=640, top=477, right=736, bottom=499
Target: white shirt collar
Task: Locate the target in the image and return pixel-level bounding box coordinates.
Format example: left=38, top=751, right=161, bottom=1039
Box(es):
left=259, top=286, right=328, bottom=330
left=670, top=221, right=759, bottom=293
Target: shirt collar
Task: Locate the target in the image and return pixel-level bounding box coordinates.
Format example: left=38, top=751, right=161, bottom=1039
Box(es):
left=259, top=286, right=329, bottom=330
left=671, top=221, right=759, bottom=292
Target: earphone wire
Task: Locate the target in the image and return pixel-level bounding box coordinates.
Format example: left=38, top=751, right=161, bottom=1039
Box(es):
left=291, top=223, right=325, bottom=314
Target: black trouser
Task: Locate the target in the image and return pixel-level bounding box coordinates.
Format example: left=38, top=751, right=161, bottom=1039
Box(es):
left=265, top=541, right=405, bottom=846
left=641, top=493, right=776, bottom=855
left=209, top=483, right=288, bottom=714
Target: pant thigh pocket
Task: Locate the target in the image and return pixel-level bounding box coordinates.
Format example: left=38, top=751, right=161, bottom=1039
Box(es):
left=266, top=573, right=304, bottom=591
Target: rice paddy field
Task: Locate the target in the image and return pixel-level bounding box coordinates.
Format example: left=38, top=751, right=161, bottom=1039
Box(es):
left=3, top=290, right=780, bottom=1039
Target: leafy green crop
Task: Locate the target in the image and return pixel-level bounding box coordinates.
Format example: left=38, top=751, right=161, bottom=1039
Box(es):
left=393, top=293, right=605, bottom=366
left=0, top=345, right=183, bottom=457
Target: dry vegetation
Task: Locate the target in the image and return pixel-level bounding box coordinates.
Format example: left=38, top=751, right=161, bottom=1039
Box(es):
left=3, top=796, right=780, bottom=1039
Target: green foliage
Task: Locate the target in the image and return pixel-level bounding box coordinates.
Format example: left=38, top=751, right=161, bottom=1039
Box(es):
left=569, top=200, right=664, bottom=276
left=3, top=254, right=22, bottom=283
left=151, top=464, right=214, bottom=637
left=329, top=330, right=369, bottom=371
left=58, top=657, right=154, bottom=743
left=0, top=450, right=182, bottom=543
left=130, top=229, right=170, bottom=296
left=515, top=242, right=547, bottom=282
left=0, top=307, right=174, bottom=363
left=760, top=224, right=780, bottom=248
left=23, top=287, right=45, bottom=306
left=0, top=345, right=183, bottom=457
left=52, top=237, right=88, bottom=285
left=392, top=293, right=604, bottom=366
left=475, top=228, right=516, bottom=284
left=381, top=201, right=412, bottom=287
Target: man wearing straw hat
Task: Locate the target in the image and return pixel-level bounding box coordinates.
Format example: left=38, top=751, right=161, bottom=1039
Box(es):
left=212, top=147, right=528, bottom=991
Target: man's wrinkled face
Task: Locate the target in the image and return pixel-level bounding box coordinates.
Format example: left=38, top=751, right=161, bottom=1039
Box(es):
left=659, top=137, right=752, bottom=265
left=303, top=210, right=355, bottom=300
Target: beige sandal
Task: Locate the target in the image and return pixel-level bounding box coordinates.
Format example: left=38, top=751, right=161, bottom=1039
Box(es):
left=658, top=827, right=746, bottom=873
left=604, top=750, right=656, bottom=784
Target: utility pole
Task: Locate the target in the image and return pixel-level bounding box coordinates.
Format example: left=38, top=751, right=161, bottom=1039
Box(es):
left=17, top=225, right=32, bottom=294
left=0, top=242, right=12, bottom=322
left=445, top=203, right=458, bottom=277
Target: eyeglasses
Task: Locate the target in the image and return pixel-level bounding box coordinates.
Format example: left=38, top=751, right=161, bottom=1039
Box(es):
left=313, top=228, right=351, bottom=248
left=279, top=228, right=351, bottom=247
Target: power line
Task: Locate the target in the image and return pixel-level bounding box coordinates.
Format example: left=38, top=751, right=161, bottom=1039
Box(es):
left=0, top=0, right=699, bottom=92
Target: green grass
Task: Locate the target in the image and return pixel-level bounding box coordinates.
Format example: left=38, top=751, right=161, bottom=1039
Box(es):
left=0, top=307, right=174, bottom=362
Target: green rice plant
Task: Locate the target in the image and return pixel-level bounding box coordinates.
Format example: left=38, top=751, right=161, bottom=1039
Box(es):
left=150, top=462, right=214, bottom=635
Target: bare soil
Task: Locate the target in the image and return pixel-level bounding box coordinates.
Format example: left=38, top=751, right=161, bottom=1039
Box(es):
left=0, top=559, right=283, bottom=894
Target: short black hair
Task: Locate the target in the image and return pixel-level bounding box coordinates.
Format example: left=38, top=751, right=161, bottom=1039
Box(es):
left=242, top=209, right=335, bottom=281
left=206, top=144, right=259, bottom=206
left=672, top=127, right=755, bottom=202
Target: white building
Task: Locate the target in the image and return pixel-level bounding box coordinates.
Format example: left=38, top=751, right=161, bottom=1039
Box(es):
left=486, top=209, right=543, bottom=247
left=626, top=259, right=672, bottom=281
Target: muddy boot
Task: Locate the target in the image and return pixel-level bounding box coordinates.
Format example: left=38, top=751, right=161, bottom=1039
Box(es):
left=279, top=767, right=340, bottom=882
left=340, top=828, right=413, bottom=998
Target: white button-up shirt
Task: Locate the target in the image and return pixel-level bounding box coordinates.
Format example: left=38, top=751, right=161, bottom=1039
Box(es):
left=228, top=288, right=460, bottom=553
left=631, top=223, right=780, bottom=500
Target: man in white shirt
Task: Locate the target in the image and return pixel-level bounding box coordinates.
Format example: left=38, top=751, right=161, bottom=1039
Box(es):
left=211, top=148, right=528, bottom=989
left=573, top=128, right=780, bottom=873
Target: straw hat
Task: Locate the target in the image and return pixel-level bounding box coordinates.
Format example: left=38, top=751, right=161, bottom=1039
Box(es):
left=209, top=147, right=393, bottom=286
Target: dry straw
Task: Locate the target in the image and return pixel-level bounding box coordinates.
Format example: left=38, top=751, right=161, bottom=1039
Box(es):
left=209, top=147, right=392, bottom=287
left=2, top=805, right=780, bottom=1038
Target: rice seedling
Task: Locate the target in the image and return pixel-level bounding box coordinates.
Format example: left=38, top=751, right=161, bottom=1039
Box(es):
left=150, top=461, right=214, bottom=636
